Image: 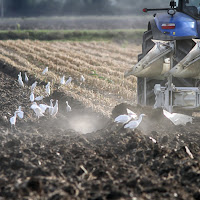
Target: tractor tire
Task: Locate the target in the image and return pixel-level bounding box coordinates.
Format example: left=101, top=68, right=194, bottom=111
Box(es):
left=173, top=40, right=196, bottom=87
left=137, top=30, right=162, bottom=106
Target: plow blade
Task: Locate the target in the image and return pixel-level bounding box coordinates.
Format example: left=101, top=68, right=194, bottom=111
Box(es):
left=170, top=39, right=200, bottom=79
left=124, top=40, right=173, bottom=79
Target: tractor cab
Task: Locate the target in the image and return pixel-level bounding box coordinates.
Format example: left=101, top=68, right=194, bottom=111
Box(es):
left=176, top=0, right=200, bottom=19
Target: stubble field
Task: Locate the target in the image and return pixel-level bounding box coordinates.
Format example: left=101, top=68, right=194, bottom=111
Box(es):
left=0, top=40, right=200, bottom=200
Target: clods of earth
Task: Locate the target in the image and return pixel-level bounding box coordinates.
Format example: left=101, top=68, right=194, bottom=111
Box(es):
left=0, top=68, right=200, bottom=200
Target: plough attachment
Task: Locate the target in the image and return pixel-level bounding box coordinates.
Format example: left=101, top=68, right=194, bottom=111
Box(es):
left=125, top=39, right=200, bottom=113
left=124, top=40, right=173, bottom=80
left=154, top=84, right=200, bottom=112
left=170, top=39, right=200, bottom=79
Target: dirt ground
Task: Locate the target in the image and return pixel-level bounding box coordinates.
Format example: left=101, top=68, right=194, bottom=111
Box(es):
left=0, top=66, right=200, bottom=200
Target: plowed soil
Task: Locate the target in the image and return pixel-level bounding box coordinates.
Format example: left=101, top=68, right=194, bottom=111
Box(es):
left=0, top=66, right=200, bottom=200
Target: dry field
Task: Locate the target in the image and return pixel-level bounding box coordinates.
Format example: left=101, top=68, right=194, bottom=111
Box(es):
left=1, top=41, right=200, bottom=200
left=0, top=40, right=140, bottom=117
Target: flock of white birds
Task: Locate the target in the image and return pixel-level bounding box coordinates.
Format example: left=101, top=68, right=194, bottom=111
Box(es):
left=114, top=108, right=146, bottom=130
left=114, top=107, right=193, bottom=131
left=10, top=67, right=84, bottom=128
left=10, top=66, right=194, bottom=131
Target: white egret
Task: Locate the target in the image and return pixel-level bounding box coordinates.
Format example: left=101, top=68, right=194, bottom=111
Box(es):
left=39, top=104, right=50, bottom=113
left=18, top=73, right=24, bottom=87
left=51, top=100, right=58, bottom=117
left=60, top=75, right=65, bottom=85
left=35, top=96, right=44, bottom=101
left=149, top=137, right=157, bottom=144
left=114, top=114, right=132, bottom=124
left=30, top=92, right=35, bottom=102
left=42, top=67, right=48, bottom=75
left=80, top=75, right=85, bottom=83
left=66, top=77, right=72, bottom=85
left=31, top=102, right=44, bottom=118
left=124, top=114, right=146, bottom=130
left=25, top=72, right=29, bottom=83
left=31, top=81, right=37, bottom=92
left=114, top=108, right=138, bottom=124
left=49, top=99, right=54, bottom=115
left=163, top=110, right=193, bottom=126
left=10, top=111, right=18, bottom=127
left=45, top=82, right=50, bottom=96
left=66, top=101, right=71, bottom=112
left=16, top=106, right=24, bottom=119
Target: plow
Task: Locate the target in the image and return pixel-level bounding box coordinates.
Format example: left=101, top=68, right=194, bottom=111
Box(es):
left=125, top=0, right=200, bottom=113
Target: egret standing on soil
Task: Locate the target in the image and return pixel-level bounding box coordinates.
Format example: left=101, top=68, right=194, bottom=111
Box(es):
left=45, top=82, right=50, bottom=96
left=124, top=114, right=146, bottom=130
left=51, top=100, right=58, bottom=117
left=31, top=102, right=44, bottom=119
left=10, top=111, right=18, bottom=127
left=31, top=81, right=37, bottom=92
left=30, top=92, right=34, bottom=102
left=80, top=75, right=85, bottom=84
left=114, top=108, right=137, bottom=124
left=42, top=67, right=48, bottom=75
left=60, top=75, right=65, bottom=85
left=25, top=72, right=29, bottom=83
left=49, top=99, right=54, bottom=116
left=16, top=106, right=24, bottom=119
left=66, top=77, right=72, bottom=85
left=35, top=95, right=44, bottom=101
left=66, top=101, right=71, bottom=112
left=18, top=72, right=24, bottom=87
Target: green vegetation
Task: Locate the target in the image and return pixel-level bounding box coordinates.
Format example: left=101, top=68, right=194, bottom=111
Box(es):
left=0, top=29, right=144, bottom=43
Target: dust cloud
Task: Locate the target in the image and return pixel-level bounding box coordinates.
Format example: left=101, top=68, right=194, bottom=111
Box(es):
left=68, top=113, right=108, bottom=134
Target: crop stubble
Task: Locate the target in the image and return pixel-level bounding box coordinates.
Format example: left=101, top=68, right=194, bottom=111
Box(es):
left=0, top=40, right=140, bottom=117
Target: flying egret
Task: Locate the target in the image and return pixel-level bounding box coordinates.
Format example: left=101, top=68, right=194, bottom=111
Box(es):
left=39, top=104, right=50, bottom=113
left=49, top=99, right=54, bottom=115
left=51, top=100, right=58, bottom=117
left=18, top=73, right=24, bottom=87
left=124, top=114, right=146, bottom=130
left=66, top=101, right=71, bottom=112
left=16, top=106, right=24, bottom=119
left=35, top=96, right=44, bottom=101
left=25, top=72, right=29, bottom=83
left=10, top=111, right=18, bottom=127
left=42, top=67, right=48, bottom=75
left=66, top=77, right=72, bottom=85
left=60, top=75, right=65, bottom=85
left=126, top=108, right=138, bottom=120
left=45, top=82, right=50, bottom=96
left=31, top=102, right=44, bottom=118
left=31, top=81, right=37, bottom=92
left=30, top=92, right=34, bottom=102
left=163, top=110, right=193, bottom=126
left=80, top=75, right=85, bottom=83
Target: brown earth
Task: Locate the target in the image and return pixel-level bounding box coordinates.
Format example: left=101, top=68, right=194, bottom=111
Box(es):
left=0, top=66, right=200, bottom=200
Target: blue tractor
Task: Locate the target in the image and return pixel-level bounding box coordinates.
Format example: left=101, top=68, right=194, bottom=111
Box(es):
left=125, top=0, right=200, bottom=113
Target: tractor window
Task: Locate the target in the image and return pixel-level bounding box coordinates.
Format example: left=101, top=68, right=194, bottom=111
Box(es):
left=182, top=0, right=200, bottom=18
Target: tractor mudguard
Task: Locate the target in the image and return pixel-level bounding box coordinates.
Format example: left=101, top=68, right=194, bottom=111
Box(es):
left=149, top=12, right=198, bottom=40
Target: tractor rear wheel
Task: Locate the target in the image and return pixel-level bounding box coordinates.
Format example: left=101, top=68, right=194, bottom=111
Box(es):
left=137, top=30, right=162, bottom=106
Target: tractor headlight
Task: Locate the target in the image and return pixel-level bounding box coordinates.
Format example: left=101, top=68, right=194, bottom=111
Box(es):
left=167, top=9, right=176, bottom=16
